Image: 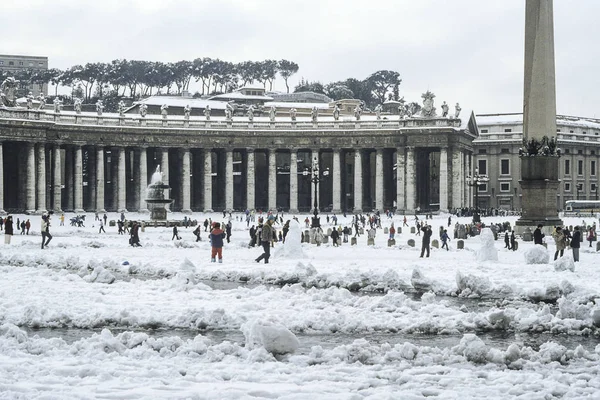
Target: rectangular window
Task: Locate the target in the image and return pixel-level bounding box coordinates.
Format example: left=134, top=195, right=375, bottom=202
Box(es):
left=592, top=160, right=597, bottom=176
left=480, top=129, right=488, bottom=133
left=557, top=128, right=561, bottom=132
left=501, top=148, right=510, bottom=154
left=8, top=61, right=14, bottom=66
left=565, top=159, right=570, bottom=175
left=478, top=183, right=487, bottom=192
left=583, top=131, right=587, bottom=135
left=500, top=159, right=510, bottom=175
left=18, top=61, right=23, bottom=66
left=38, top=62, right=43, bottom=66
left=578, top=160, right=584, bottom=175
left=504, top=128, right=512, bottom=133
left=578, top=150, right=583, bottom=155
left=500, top=183, right=510, bottom=192
left=565, top=182, right=571, bottom=192
left=478, top=149, right=487, bottom=154
left=478, top=159, right=487, bottom=175
left=592, top=183, right=597, bottom=192
left=565, top=149, right=570, bottom=154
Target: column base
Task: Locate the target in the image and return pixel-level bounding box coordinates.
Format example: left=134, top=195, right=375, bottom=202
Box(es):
left=203, top=209, right=214, bottom=213
left=35, top=209, right=47, bottom=215
left=332, top=209, right=342, bottom=214
left=74, top=208, right=85, bottom=213
left=181, top=208, right=192, bottom=215
left=137, top=208, right=149, bottom=214
left=289, top=209, right=299, bottom=214
left=53, top=208, right=63, bottom=214
left=117, top=209, right=128, bottom=213
left=0, top=209, right=6, bottom=216
left=25, top=209, right=36, bottom=215
left=515, top=217, right=563, bottom=236
left=96, top=208, right=107, bottom=213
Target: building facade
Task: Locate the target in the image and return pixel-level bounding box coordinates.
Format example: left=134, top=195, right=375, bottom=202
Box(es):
left=474, top=113, right=600, bottom=211
left=0, top=106, right=478, bottom=215
left=0, top=54, right=49, bottom=97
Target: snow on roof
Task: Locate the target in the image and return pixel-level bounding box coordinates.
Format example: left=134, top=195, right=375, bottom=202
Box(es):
left=209, top=92, right=274, bottom=101
left=476, top=113, right=600, bottom=130
left=133, top=96, right=227, bottom=109
left=263, top=101, right=331, bottom=109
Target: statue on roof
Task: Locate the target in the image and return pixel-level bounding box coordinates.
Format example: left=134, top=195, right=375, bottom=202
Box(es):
left=311, top=106, right=318, bottom=123
left=161, top=104, right=168, bottom=119
left=225, top=103, right=233, bottom=121
left=74, top=98, right=82, bottom=114
left=290, top=108, right=297, bottom=121
left=139, top=103, right=148, bottom=118
left=420, top=90, right=436, bottom=118
left=333, top=103, right=340, bottom=121
left=441, top=101, right=449, bottom=117
left=204, top=105, right=211, bottom=121
left=354, top=103, right=363, bottom=121
left=269, top=105, right=276, bottom=122
left=247, top=105, right=254, bottom=122
left=53, top=97, right=62, bottom=114
left=37, top=94, right=46, bottom=110
left=398, top=104, right=405, bottom=118
left=96, top=100, right=104, bottom=116
left=454, top=102, right=462, bottom=118
left=26, top=92, right=34, bottom=109
left=118, top=100, right=126, bottom=117
left=374, top=104, right=383, bottom=120
left=184, top=104, right=191, bottom=120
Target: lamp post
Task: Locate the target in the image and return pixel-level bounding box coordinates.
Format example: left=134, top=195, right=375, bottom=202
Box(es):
left=466, top=167, right=489, bottom=223
left=303, top=157, right=329, bottom=228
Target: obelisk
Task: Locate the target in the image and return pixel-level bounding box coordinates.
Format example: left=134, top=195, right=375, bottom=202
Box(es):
left=516, top=0, right=562, bottom=231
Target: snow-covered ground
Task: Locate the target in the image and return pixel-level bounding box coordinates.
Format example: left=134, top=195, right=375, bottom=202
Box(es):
left=1, top=212, right=599, bottom=399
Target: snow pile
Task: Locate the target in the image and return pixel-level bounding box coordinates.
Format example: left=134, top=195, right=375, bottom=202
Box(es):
left=524, top=245, right=550, bottom=264
left=241, top=318, right=299, bottom=355
left=554, top=254, right=575, bottom=272
left=475, top=228, right=498, bottom=262
left=274, top=220, right=306, bottom=259
left=411, top=268, right=433, bottom=291
left=82, top=265, right=115, bottom=284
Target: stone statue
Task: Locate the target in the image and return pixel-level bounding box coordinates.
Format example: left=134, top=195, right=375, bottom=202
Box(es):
left=225, top=103, right=233, bottom=121
left=118, top=100, right=126, bottom=117
left=247, top=105, right=254, bottom=122
left=96, top=100, right=104, bottom=116
left=184, top=104, right=191, bottom=120
left=374, top=104, right=383, bottom=120
left=53, top=97, right=62, bottom=113
left=354, top=104, right=363, bottom=121
left=139, top=103, right=148, bottom=118
left=311, top=106, right=318, bottom=123
left=454, top=102, right=462, bottom=118
left=405, top=104, right=413, bottom=118
left=161, top=104, right=168, bottom=119
left=441, top=101, right=449, bottom=117
left=37, top=94, right=46, bottom=110
left=269, top=105, right=276, bottom=122
left=204, top=105, right=211, bottom=120
left=26, top=92, right=34, bottom=109
left=73, top=98, right=82, bottom=114
left=333, top=104, right=340, bottom=121
left=420, top=91, right=437, bottom=118
left=290, top=108, right=297, bottom=121
left=398, top=104, right=405, bottom=118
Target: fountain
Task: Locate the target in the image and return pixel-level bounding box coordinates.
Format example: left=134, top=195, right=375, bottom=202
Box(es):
left=146, top=166, right=172, bottom=221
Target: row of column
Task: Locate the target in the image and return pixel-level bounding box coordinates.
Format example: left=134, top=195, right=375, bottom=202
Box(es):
left=16, top=143, right=471, bottom=214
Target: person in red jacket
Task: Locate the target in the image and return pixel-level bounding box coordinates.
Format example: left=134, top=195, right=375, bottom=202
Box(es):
left=209, top=222, right=226, bottom=263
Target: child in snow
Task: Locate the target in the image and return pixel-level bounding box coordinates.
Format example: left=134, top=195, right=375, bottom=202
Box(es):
left=209, top=222, right=226, bottom=263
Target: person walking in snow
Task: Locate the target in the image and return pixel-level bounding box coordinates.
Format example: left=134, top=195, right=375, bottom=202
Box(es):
left=172, top=225, right=181, bottom=240
left=504, top=231, right=511, bottom=249
left=99, top=219, right=106, bottom=233
left=255, top=216, right=274, bottom=264
left=41, top=214, right=52, bottom=249
left=571, top=226, right=581, bottom=262
left=420, top=225, right=432, bottom=258
left=552, top=226, right=566, bottom=260
left=25, top=219, right=30, bottom=235
left=209, top=222, right=226, bottom=263
left=225, top=221, right=232, bottom=243
left=441, top=229, right=450, bottom=251
left=4, top=215, right=13, bottom=244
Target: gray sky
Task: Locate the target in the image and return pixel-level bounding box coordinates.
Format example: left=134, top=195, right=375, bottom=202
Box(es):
left=3, top=0, right=599, bottom=117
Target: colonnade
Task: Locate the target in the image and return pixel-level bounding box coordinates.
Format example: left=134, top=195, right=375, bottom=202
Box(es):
left=0, top=142, right=473, bottom=214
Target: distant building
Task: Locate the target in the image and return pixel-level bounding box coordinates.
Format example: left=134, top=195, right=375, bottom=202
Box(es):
left=269, top=91, right=332, bottom=104
left=208, top=87, right=273, bottom=106
left=0, top=54, right=49, bottom=96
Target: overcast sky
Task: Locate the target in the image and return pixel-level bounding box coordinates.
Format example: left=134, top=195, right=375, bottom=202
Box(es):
left=3, top=0, right=599, bottom=117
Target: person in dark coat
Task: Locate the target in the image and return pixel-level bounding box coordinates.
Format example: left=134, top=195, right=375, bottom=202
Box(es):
left=41, top=214, right=52, bottom=249
left=249, top=225, right=256, bottom=247
left=130, top=222, right=141, bottom=247
left=203, top=219, right=209, bottom=232
left=510, top=231, right=517, bottom=251
left=225, top=221, right=232, bottom=243
left=533, top=224, right=545, bottom=245
left=4, top=215, right=13, bottom=244
left=504, top=231, right=511, bottom=249
left=331, top=228, right=340, bottom=247
left=193, top=225, right=201, bottom=242
left=172, top=225, right=181, bottom=240
left=571, top=226, right=581, bottom=262
left=209, top=222, right=226, bottom=263
left=420, top=225, right=432, bottom=258
left=255, top=217, right=274, bottom=264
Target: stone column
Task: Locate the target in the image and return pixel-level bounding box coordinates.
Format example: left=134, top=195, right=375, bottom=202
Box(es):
left=353, top=149, right=363, bottom=212
left=36, top=144, right=47, bottom=214
left=203, top=149, right=213, bottom=212
left=451, top=148, right=462, bottom=209
left=289, top=149, right=298, bottom=213
left=73, top=145, right=84, bottom=212
left=464, top=152, right=470, bottom=207
left=26, top=144, right=36, bottom=213
left=117, top=147, right=127, bottom=212
left=96, top=147, right=105, bottom=212
left=181, top=148, right=192, bottom=214
left=225, top=149, right=234, bottom=212
left=0, top=143, right=5, bottom=214
left=65, top=148, right=74, bottom=211
left=332, top=149, right=342, bottom=213
left=246, top=149, right=255, bottom=211
left=439, top=147, right=448, bottom=212
left=268, top=149, right=277, bottom=211
left=396, top=148, right=406, bottom=211
left=138, top=147, right=148, bottom=212
left=375, top=148, right=384, bottom=212
left=161, top=148, right=169, bottom=211
left=405, top=147, right=416, bottom=211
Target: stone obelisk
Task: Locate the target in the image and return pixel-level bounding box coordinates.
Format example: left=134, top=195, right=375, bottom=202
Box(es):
left=516, top=0, right=562, bottom=231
